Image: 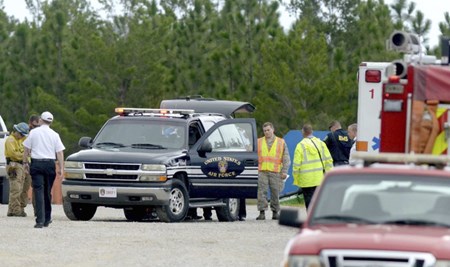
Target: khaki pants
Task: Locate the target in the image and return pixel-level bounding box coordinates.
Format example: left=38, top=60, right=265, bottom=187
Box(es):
left=7, top=163, right=31, bottom=215
left=257, top=171, right=284, bottom=213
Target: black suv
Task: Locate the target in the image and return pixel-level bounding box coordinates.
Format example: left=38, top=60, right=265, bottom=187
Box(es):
left=62, top=98, right=258, bottom=222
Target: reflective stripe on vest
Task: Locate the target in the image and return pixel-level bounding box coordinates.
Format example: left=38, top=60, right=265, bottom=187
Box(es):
left=292, top=138, right=327, bottom=187
left=258, top=137, right=284, bottom=172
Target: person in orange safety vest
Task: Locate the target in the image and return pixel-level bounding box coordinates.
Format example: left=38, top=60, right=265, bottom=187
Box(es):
left=256, top=122, right=290, bottom=220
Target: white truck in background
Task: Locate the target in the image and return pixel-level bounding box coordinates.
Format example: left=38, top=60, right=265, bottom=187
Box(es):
left=0, top=115, right=8, bottom=203
left=356, top=62, right=393, bottom=153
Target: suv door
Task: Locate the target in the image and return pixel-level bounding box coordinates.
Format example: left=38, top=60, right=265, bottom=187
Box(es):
left=0, top=116, right=8, bottom=177
left=0, top=116, right=8, bottom=204
left=188, top=118, right=258, bottom=198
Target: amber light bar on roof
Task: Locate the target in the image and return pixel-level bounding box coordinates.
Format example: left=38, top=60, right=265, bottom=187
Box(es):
left=115, top=107, right=195, bottom=116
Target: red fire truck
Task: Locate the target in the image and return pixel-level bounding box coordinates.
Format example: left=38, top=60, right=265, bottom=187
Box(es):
left=358, top=30, right=450, bottom=155
left=380, top=64, right=450, bottom=154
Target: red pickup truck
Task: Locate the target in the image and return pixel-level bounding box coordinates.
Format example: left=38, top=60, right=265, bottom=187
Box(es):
left=279, top=153, right=450, bottom=267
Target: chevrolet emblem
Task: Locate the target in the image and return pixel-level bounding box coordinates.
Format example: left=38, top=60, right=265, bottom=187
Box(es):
left=105, top=169, right=116, bottom=176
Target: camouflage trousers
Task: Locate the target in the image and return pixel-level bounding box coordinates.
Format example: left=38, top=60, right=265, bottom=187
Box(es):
left=257, top=171, right=285, bottom=213
left=7, top=163, right=31, bottom=215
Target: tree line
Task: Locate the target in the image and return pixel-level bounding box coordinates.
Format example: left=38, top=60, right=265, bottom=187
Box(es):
left=0, top=0, right=449, bottom=155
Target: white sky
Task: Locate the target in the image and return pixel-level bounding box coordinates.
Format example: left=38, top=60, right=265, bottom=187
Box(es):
left=385, top=0, right=448, bottom=47
left=278, top=0, right=448, bottom=48
left=2, top=0, right=448, bottom=48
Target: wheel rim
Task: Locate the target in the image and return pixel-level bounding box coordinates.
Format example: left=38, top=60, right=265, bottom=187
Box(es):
left=229, top=198, right=238, bottom=214
left=169, top=187, right=185, bottom=215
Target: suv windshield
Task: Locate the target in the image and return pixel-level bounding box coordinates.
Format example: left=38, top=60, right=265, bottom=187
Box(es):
left=310, top=173, right=450, bottom=227
left=93, top=119, right=186, bottom=149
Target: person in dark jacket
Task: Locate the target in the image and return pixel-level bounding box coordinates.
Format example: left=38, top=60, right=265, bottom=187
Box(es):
left=324, top=121, right=353, bottom=166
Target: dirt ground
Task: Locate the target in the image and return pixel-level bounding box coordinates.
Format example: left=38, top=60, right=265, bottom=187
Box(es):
left=0, top=204, right=305, bottom=267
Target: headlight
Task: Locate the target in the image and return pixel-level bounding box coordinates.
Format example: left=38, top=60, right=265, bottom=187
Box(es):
left=286, top=255, right=323, bottom=267
left=436, top=261, right=450, bottom=267
left=65, top=161, right=83, bottom=169
left=141, top=164, right=166, bottom=171
left=64, top=161, right=83, bottom=179
left=140, top=175, right=167, bottom=182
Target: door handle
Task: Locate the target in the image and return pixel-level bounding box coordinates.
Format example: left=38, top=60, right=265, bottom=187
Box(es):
left=244, top=159, right=257, bottom=166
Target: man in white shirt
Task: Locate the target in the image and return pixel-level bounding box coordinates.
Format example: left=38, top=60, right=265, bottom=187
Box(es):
left=23, top=111, right=65, bottom=229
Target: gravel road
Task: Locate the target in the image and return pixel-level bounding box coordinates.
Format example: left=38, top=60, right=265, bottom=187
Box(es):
left=0, top=204, right=304, bottom=267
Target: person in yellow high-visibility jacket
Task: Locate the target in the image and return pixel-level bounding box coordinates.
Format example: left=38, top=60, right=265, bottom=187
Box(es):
left=293, top=124, right=333, bottom=210
left=256, top=122, right=291, bottom=220
left=4, top=122, right=30, bottom=217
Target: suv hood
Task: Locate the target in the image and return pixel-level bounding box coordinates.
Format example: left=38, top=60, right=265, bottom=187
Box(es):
left=288, top=225, right=450, bottom=259
left=66, top=148, right=186, bottom=165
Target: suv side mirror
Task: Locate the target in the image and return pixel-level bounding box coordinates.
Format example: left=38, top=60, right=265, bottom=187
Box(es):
left=197, top=141, right=212, bottom=157
left=79, top=137, right=93, bottom=148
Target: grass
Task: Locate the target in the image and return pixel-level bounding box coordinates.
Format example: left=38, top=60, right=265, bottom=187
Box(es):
left=280, top=194, right=304, bottom=207
left=245, top=194, right=305, bottom=207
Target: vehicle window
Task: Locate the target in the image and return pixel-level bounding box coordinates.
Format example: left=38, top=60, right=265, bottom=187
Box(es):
left=205, top=122, right=254, bottom=152
left=311, top=174, right=450, bottom=226
left=94, top=119, right=186, bottom=149
left=188, top=124, right=202, bottom=148
left=202, top=120, right=216, bottom=131
left=199, top=116, right=225, bottom=131
left=236, top=123, right=253, bottom=152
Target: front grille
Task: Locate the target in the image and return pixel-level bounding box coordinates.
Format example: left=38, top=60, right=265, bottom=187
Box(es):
left=82, top=162, right=141, bottom=181
left=321, top=250, right=435, bottom=267
left=85, top=174, right=138, bottom=180
left=85, top=163, right=139, bottom=170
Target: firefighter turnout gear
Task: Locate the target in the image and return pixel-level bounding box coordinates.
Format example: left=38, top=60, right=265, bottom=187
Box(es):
left=4, top=125, right=31, bottom=217
left=293, top=136, right=333, bottom=188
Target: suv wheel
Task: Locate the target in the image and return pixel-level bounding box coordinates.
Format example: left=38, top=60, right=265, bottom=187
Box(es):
left=156, top=179, right=189, bottom=222
left=63, top=200, right=97, bottom=221
left=124, top=207, right=147, bottom=221
left=124, top=207, right=158, bottom=221
left=216, top=198, right=239, bottom=222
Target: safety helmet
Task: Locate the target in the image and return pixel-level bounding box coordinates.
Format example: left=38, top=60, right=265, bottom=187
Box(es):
left=13, top=122, right=30, bottom=136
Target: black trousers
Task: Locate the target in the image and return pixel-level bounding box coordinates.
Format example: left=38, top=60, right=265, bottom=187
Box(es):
left=30, top=160, right=56, bottom=224
left=202, top=198, right=246, bottom=219
left=302, top=186, right=317, bottom=210
left=239, top=198, right=246, bottom=218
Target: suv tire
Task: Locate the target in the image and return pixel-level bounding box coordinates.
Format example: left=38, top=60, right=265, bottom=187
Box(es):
left=123, top=207, right=158, bottom=221
left=124, top=207, right=147, bottom=221
left=216, top=198, right=239, bottom=222
left=156, top=179, right=189, bottom=222
left=63, top=200, right=97, bottom=221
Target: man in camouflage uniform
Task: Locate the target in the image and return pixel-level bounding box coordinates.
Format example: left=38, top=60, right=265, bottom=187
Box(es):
left=256, top=122, right=290, bottom=220
left=5, top=122, right=30, bottom=217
